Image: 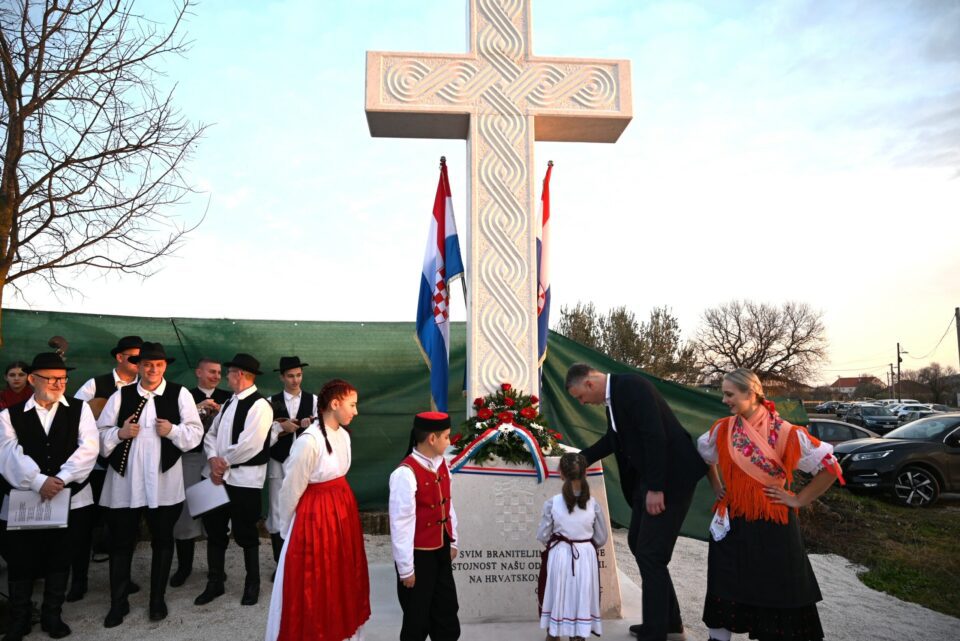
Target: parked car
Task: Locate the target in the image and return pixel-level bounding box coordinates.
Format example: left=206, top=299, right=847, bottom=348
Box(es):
left=806, top=419, right=879, bottom=445
left=843, top=405, right=901, bottom=434
left=894, top=404, right=934, bottom=422
left=901, top=410, right=940, bottom=424
left=834, top=413, right=960, bottom=507
left=834, top=402, right=853, bottom=417
left=814, top=401, right=840, bottom=413
left=930, top=404, right=952, bottom=412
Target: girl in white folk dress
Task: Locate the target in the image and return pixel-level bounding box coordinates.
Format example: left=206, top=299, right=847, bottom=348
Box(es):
left=537, top=452, right=608, bottom=641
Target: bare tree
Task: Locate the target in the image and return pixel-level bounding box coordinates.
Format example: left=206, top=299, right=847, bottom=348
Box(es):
left=916, top=362, right=959, bottom=405
left=696, top=300, right=828, bottom=383
left=0, top=0, right=205, bottom=344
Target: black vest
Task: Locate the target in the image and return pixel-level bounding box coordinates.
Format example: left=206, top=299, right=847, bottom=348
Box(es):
left=93, top=372, right=119, bottom=399
left=188, top=387, right=232, bottom=453
left=223, top=391, right=270, bottom=467
left=109, top=382, right=186, bottom=475
left=1, top=399, right=91, bottom=495
left=269, top=392, right=315, bottom=462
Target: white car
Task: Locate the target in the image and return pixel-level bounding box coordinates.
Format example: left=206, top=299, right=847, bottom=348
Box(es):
left=894, top=404, right=934, bottom=421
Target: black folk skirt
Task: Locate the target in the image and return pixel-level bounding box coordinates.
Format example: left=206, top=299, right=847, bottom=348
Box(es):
left=702, top=511, right=825, bottom=641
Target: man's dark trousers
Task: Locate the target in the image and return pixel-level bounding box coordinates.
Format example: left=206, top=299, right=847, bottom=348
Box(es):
left=630, top=485, right=695, bottom=641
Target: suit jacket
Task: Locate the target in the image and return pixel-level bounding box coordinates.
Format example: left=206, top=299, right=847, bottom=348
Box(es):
left=580, top=374, right=706, bottom=506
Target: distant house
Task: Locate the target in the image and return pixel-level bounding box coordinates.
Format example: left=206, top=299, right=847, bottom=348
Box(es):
left=828, top=376, right=884, bottom=398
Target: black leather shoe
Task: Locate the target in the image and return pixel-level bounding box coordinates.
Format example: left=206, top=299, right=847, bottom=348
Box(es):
left=40, top=618, right=72, bottom=639
left=240, top=579, right=259, bottom=606
left=103, top=600, right=129, bottom=628
left=65, top=576, right=87, bottom=603
left=194, top=582, right=225, bottom=606
left=126, top=581, right=140, bottom=595
left=169, top=566, right=190, bottom=587
left=149, top=597, right=168, bottom=621
left=629, top=624, right=686, bottom=641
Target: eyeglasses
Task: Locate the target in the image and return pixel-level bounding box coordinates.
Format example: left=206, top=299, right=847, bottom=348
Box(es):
left=32, top=374, right=69, bottom=385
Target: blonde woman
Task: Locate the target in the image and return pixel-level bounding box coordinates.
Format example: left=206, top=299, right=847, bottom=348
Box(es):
left=697, top=368, right=844, bottom=641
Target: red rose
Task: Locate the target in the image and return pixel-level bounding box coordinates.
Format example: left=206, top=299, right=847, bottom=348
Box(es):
left=473, top=397, right=485, bottom=408
left=477, top=407, right=494, bottom=420
left=450, top=433, right=463, bottom=445
left=504, top=397, right=515, bottom=407
left=552, top=431, right=563, bottom=441
left=501, top=383, right=512, bottom=391
left=530, top=395, right=539, bottom=404
left=497, top=411, right=514, bottom=423
left=520, top=407, right=537, bottom=419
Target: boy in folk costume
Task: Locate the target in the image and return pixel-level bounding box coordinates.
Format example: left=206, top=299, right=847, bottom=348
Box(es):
left=388, top=412, right=460, bottom=641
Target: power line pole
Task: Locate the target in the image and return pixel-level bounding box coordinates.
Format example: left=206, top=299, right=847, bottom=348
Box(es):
left=896, top=343, right=904, bottom=402
left=888, top=364, right=895, bottom=399
left=955, top=307, right=959, bottom=372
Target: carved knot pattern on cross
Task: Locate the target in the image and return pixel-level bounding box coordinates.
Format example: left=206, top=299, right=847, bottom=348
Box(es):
left=367, top=0, right=631, bottom=397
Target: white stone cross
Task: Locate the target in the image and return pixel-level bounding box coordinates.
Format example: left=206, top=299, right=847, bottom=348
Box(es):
left=366, top=0, right=632, bottom=403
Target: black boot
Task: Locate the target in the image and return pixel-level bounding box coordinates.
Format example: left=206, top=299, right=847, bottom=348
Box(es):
left=169, top=539, right=194, bottom=587
left=40, top=571, right=72, bottom=639
left=3, top=579, right=34, bottom=641
left=270, top=533, right=283, bottom=582
left=103, top=553, right=131, bottom=628
left=149, top=547, right=174, bottom=621
left=240, top=546, right=260, bottom=606
left=194, top=544, right=226, bottom=606
left=65, top=547, right=89, bottom=603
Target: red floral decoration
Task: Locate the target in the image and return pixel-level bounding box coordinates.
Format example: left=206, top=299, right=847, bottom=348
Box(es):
left=452, top=383, right=563, bottom=466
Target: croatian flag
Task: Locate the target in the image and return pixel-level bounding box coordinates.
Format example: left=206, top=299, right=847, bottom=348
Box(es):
left=416, top=158, right=465, bottom=411
left=536, top=161, right=553, bottom=367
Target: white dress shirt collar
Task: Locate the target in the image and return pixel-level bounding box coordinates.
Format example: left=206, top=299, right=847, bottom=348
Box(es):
left=234, top=384, right=259, bottom=401
left=25, top=394, right=70, bottom=412
left=282, top=389, right=301, bottom=402
left=410, top=447, right=444, bottom=471
left=113, top=369, right=137, bottom=387
left=197, top=385, right=216, bottom=397
left=136, top=378, right=167, bottom=397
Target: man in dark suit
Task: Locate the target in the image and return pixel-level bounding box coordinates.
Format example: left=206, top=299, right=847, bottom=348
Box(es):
left=566, top=363, right=706, bottom=641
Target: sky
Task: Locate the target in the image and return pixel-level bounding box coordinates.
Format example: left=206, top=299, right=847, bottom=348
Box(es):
left=8, top=0, right=960, bottom=385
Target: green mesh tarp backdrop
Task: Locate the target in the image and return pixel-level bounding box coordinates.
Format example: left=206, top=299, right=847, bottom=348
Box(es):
left=0, top=308, right=807, bottom=539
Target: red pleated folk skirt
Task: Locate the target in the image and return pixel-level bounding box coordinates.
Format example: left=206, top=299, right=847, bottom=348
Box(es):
left=276, top=476, right=371, bottom=641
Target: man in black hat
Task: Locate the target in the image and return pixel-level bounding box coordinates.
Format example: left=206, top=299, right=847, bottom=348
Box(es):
left=169, top=357, right=232, bottom=588
left=70, top=334, right=143, bottom=600
left=196, top=353, right=274, bottom=607
left=265, top=355, right=317, bottom=578
left=0, top=352, right=99, bottom=640
left=96, top=342, right=204, bottom=627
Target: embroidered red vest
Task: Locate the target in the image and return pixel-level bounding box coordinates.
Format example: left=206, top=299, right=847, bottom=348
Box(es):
left=399, top=454, right=454, bottom=550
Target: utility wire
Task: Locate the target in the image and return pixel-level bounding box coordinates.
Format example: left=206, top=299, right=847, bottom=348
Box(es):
left=905, top=315, right=956, bottom=361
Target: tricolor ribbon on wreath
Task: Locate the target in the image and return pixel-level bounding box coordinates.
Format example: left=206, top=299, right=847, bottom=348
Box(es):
left=449, top=422, right=549, bottom=483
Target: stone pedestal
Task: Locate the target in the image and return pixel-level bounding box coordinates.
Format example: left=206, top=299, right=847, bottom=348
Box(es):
left=450, top=455, right=622, bottom=623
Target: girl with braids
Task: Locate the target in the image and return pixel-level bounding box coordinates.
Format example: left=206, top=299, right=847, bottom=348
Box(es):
left=536, top=452, right=608, bottom=641
left=264, top=379, right=370, bottom=641
left=697, top=368, right=844, bottom=641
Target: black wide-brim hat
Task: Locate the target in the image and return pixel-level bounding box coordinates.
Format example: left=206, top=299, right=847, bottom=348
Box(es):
left=26, top=352, right=75, bottom=373
left=128, top=342, right=175, bottom=364
left=110, top=335, right=144, bottom=357
left=224, top=353, right=263, bottom=376
left=274, top=355, right=310, bottom=373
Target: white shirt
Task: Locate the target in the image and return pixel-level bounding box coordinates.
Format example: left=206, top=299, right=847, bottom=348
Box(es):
left=388, top=449, right=460, bottom=579
left=98, top=380, right=204, bottom=508
left=605, top=374, right=617, bottom=432
left=276, top=422, right=351, bottom=536
left=0, top=396, right=99, bottom=510
left=203, top=385, right=274, bottom=489
left=74, top=369, right=137, bottom=401
left=268, top=390, right=319, bottom=479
